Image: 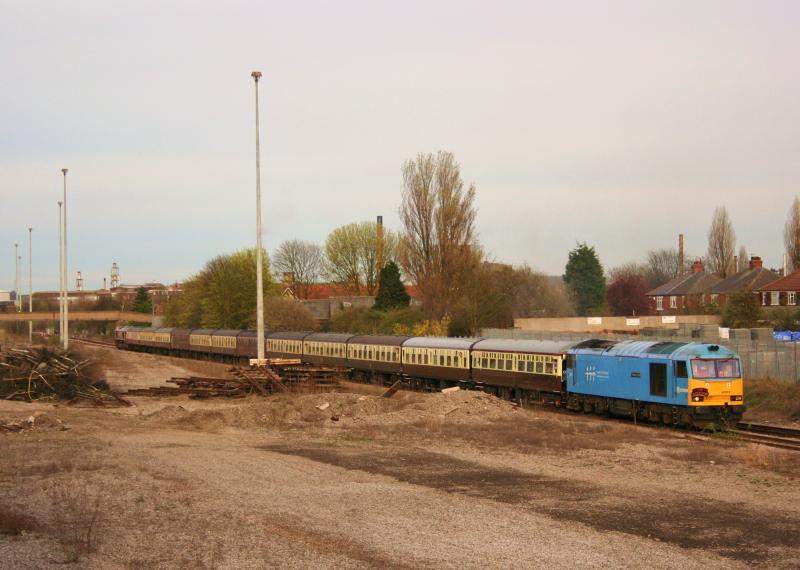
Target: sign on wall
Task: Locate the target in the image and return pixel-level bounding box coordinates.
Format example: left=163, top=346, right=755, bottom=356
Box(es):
left=625, top=318, right=640, bottom=326
left=587, top=317, right=602, bottom=325
left=661, top=316, right=676, bottom=324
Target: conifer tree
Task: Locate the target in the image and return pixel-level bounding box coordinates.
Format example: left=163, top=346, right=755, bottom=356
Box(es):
left=373, top=262, right=410, bottom=311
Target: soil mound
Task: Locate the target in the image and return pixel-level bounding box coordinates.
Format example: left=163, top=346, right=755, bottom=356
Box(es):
left=146, top=389, right=521, bottom=431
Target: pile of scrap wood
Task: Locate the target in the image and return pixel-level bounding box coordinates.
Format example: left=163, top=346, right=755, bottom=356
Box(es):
left=125, top=362, right=346, bottom=399
left=0, top=345, right=131, bottom=406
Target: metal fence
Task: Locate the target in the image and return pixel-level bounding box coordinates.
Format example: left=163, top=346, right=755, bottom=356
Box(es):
left=481, top=328, right=800, bottom=382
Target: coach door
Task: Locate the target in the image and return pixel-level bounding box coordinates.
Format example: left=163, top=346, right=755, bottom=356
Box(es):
left=649, top=362, right=667, bottom=398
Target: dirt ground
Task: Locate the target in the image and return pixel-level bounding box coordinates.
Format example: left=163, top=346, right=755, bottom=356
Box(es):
left=2, top=345, right=799, bottom=569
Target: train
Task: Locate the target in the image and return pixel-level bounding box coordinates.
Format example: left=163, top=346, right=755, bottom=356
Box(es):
left=114, top=326, right=745, bottom=426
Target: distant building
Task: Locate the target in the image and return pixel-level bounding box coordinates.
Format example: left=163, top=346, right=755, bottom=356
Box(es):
left=646, top=260, right=720, bottom=314
left=705, top=256, right=780, bottom=309
left=755, top=268, right=800, bottom=308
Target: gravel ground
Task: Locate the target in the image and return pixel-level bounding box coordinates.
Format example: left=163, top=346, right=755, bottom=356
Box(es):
left=1, top=345, right=799, bottom=569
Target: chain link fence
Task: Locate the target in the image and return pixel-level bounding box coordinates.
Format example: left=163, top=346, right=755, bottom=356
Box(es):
left=481, top=328, right=800, bottom=382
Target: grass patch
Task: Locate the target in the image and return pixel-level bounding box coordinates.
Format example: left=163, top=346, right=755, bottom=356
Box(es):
left=744, top=378, right=800, bottom=422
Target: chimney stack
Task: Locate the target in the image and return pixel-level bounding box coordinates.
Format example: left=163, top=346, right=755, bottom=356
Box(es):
left=691, top=259, right=704, bottom=274
left=75, top=271, right=83, bottom=292
left=749, top=256, right=763, bottom=270
left=376, top=215, right=385, bottom=273
left=678, top=234, right=685, bottom=274
left=111, top=262, right=120, bottom=288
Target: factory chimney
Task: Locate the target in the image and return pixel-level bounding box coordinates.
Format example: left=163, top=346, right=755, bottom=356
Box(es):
left=678, top=234, right=685, bottom=274
left=376, top=215, right=385, bottom=274
left=75, top=271, right=83, bottom=292
left=111, top=262, right=120, bottom=288
left=103, top=277, right=107, bottom=290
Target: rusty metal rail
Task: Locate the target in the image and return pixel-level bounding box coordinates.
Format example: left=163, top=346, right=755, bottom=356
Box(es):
left=125, top=363, right=348, bottom=399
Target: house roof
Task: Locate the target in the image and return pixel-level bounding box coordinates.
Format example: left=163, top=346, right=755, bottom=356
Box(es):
left=756, top=268, right=800, bottom=292
left=647, top=271, right=721, bottom=297
left=707, top=267, right=780, bottom=294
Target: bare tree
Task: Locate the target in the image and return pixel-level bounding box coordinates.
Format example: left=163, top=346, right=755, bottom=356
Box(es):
left=644, top=248, right=682, bottom=288
left=273, top=240, right=324, bottom=299
left=737, top=245, right=749, bottom=273
left=325, top=221, right=397, bottom=294
left=707, top=207, right=736, bottom=278
left=399, top=151, right=478, bottom=319
left=607, top=261, right=648, bottom=284
left=784, top=196, right=800, bottom=271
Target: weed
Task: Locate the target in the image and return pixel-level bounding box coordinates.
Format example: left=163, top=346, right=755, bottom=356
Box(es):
left=47, top=481, right=107, bottom=563
left=0, top=504, right=39, bottom=535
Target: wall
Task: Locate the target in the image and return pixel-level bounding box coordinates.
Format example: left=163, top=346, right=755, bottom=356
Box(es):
left=514, top=314, right=720, bottom=334
left=301, top=296, right=376, bottom=322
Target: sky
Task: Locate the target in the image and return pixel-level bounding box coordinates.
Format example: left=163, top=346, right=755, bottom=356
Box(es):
left=1, top=0, right=798, bottom=293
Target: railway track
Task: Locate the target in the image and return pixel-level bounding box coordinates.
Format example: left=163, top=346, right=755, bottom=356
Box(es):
left=731, top=422, right=800, bottom=452
left=70, top=337, right=117, bottom=348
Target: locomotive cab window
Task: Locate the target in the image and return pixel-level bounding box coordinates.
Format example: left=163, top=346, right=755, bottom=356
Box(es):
left=674, top=361, right=688, bottom=378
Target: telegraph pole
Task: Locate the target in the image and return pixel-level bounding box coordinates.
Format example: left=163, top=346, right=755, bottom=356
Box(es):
left=252, top=70, right=266, bottom=363
left=62, top=168, right=69, bottom=350
left=28, top=227, right=32, bottom=343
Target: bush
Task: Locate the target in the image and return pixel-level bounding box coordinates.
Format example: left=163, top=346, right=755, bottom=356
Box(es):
left=770, top=308, right=800, bottom=331
left=722, top=289, right=761, bottom=328
left=263, top=298, right=317, bottom=331
left=329, top=307, right=426, bottom=335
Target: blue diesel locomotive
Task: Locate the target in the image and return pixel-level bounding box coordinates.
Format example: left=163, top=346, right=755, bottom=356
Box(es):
left=115, top=327, right=744, bottom=426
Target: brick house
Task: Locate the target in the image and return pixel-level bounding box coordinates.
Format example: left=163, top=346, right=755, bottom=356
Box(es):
left=705, top=256, right=780, bottom=309
left=647, top=260, right=720, bottom=314
left=756, top=268, right=800, bottom=308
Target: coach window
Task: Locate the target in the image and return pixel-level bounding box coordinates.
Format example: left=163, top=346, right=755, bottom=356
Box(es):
left=505, top=359, right=512, bottom=371
left=446, top=355, right=452, bottom=366
left=545, top=362, right=554, bottom=374
left=526, top=361, right=533, bottom=373
left=517, top=361, right=524, bottom=372
left=489, top=358, right=496, bottom=369
left=439, top=355, right=445, bottom=366
left=536, top=362, right=543, bottom=373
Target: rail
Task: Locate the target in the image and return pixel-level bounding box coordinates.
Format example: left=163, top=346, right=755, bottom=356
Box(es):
left=732, top=422, right=800, bottom=452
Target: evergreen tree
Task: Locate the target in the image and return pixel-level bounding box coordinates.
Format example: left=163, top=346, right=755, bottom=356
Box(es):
left=373, top=262, right=410, bottom=311
left=563, top=243, right=606, bottom=316
left=132, top=287, right=152, bottom=314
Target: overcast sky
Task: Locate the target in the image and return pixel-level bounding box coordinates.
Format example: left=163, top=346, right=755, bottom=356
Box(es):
left=1, top=0, right=798, bottom=292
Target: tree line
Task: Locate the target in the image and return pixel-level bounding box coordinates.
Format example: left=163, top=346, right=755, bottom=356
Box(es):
left=161, top=149, right=800, bottom=335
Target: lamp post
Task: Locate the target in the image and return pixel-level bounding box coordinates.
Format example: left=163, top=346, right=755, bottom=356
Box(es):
left=28, top=227, right=32, bottom=344
left=62, top=168, right=68, bottom=350
left=58, top=201, right=63, bottom=343
left=251, top=70, right=265, bottom=363
left=14, top=243, right=19, bottom=312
